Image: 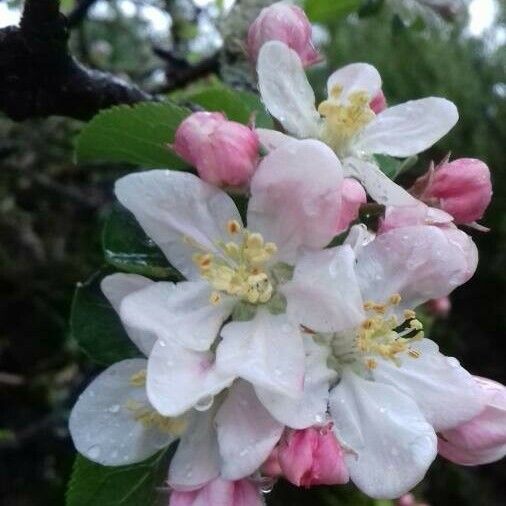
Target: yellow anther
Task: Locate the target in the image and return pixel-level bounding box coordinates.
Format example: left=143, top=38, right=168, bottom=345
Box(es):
left=363, top=301, right=374, bottom=310
left=408, top=349, right=421, bottom=359
left=224, top=241, right=240, bottom=258
left=209, top=291, right=221, bottom=305
left=404, top=309, right=416, bottom=320
left=361, top=318, right=376, bottom=330
left=366, top=358, right=377, bottom=370
left=388, top=294, right=402, bottom=306
left=194, top=253, right=213, bottom=271
left=264, top=242, right=278, bottom=255
left=246, top=232, right=264, bottom=249
left=409, top=319, right=423, bottom=330
left=130, top=369, right=147, bottom=387
left=227, top=219, right=242, bottom=235
left=125, top=400, right=187, bottom=435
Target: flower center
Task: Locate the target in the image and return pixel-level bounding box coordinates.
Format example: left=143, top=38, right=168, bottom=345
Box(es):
left=318, top=85, right=375, bottom=155
left=192, top=220, right=277, bottom=305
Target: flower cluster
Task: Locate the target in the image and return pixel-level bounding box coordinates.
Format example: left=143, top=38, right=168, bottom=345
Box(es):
left=69, top=2, right=503, bottom=505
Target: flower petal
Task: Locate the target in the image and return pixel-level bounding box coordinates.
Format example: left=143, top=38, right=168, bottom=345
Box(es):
left=255, top=128, right=292, bottom=153
left=281, top=246, right=364, bottom=333
left=169, top=409, right=221, bottom=490
left=120, top=280, right=235, bottom=352
left=373, top=339, right=484, bottom=431
left=344, top=157, right=419, bottom=207
left=69, top=359, right=175, bottom=465
left=248, top=138, right=343, bottom=263
left=356, top=225, right=477, bottom=312
left=147, top=337, right=234, bottom=417
left=327, top=63, right=382, bottom=102
left=216, top=311, right=305, bottom=398
left=356, top=98, right=458, bottom=157
left=255, top=338, right=336, bottom=429
left=115, top=170, right=242, bottom=280
left=257, top=41, right=320, bottom=138
left=101, top=273, right=156, bottom=356
left=329, top=371, right=437, bottom=499
left=216, top=381, right=284, bottom=480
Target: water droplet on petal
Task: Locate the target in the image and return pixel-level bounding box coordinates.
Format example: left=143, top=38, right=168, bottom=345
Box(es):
left=108, top=404, right=120, bottom=414
left=195, top=395, right=214, bottom=411
left=87, top=445, right=101, bottom=459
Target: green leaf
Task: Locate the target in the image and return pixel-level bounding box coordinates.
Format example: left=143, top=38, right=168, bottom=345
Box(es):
left=66, top=452, right=169, bottom=506
left=70, top=271, right=141, bottom=365
left=374, top=154, right=418, bottom=180
left=358, top=0, right=385, bottom=17
left=103, top=205, right=182, bottom=280
left=75, top=102, right=190, bottom=168
left=305, top=0, right=361, bottom=23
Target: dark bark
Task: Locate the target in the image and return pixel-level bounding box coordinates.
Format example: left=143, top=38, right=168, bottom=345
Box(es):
left=0, top=0, right=155, bottom=121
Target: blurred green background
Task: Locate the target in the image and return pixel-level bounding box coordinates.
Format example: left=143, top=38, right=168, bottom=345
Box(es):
left=0, top=0, right=504, bottom=504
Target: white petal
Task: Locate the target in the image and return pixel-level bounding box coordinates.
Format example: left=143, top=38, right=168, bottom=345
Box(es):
left=248, top=138, right=343, bottom=263
left=344, top=224, right=375, bottom=256
left=216, top=311, right=305, bottom=398
left=373, top=339, right=484, bottom=431
left=330, top=371, right=437, bottom=499
left=356, top=98, right=458, bottom=157
left=69, top=359, right=175, bottom=466
left=255, top=337, right=335, bottom=429
left=120, top=280, right=235, bottom=352
left=147, top=337, right=234, bottom=417
left=115, top=170, right=242, bottom=280
left=282, top=246, right=364, bottom=333
left=356, top=225, right=476, bottom=311
left=169, top=409, right=220, bottom=490
left=327, top=63, right=382, bottom=102
left=101, top=273, right=156, bottom=356
left=216, top=381, right=284, bottom=480
left=344, top=157, right=419, bottom=207
left=255, top=128, right=292, bottom=152
left=257, top=41, right=320, bottom=138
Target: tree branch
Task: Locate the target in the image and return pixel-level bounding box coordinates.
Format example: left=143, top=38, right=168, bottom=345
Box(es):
left=66, top=0, right=98, bottom=28
left=0, top=0, right=155, bottom=122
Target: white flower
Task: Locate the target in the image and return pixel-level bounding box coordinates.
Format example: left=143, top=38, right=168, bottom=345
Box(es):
left=299, top=224, right=483, bottom=498
left=256, top=40, right=459, bottom=206
left=114, top=138, right=351, bottom=426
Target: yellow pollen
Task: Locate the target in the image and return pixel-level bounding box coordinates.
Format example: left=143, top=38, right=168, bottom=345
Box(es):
left=130, top=369, right=147, bottom=387
left=409, top=319, right=423, bottom=330
left=318, top=86, right=375, bottom=153
left=408, top=349, right=421, bottom=358
left=366, top=358, right=378, bottom=370
left=404, top=309, right=416, bottom=320
left=388, top=294, right=402, bottom=305
left=190, top=224, right=277, bottom=305
left=125, top=400, right=187, bottom=435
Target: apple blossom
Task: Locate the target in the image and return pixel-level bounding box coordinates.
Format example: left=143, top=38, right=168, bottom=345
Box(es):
left=256, top=41, right=458, bottom=206
left=425, top=296, right=451, bottom=317
left=173, top=112, right=259, bottom=187
left=438, top=377, right=506, bottom=465
left=336, top=178, right=367, bottom=233
left=247, top=2, right=320, bottom=67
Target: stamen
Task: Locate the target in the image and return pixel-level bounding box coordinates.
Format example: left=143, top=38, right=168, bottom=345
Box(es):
left=125, top=400, right=187, bottom=435
left=130, top=369, right=147, bottom=387
left=227, top=219, right=242, bottom=235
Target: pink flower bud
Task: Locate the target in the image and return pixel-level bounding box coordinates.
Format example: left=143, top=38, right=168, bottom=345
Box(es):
left=378, top=203, right=453, bottom=234
left=336, top=178, right=367, bottom=233
left=397, top=493, right=430, bottom=506
left=270, top=427, right=349, bottom=488
left=247, top=2, right=320, bottom=67
left=438, top=376, right=506, bottom=465
left=369, top=90, right=387, bottom=114
left=425, top=296, right=451, bottom=317
left=422, top=158, right=492, bottom=224
left=173, top=112, right=260, bottom=187
left=169, top=478, right=263, bottom=506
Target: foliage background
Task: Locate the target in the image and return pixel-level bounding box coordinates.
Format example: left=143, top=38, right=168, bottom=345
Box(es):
left=0, top=0, right=504, bottom=504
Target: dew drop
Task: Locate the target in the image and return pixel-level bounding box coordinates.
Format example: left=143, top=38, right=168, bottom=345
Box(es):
left=108, top=404, right=120, bottom=414
left=195, top=395, right=214, bottom=412
left=159, top=340, right=167, bottom=348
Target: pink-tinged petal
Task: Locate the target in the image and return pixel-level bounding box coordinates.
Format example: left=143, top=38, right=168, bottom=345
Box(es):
left=216, top=311, right=305, bottom=398
left=255, top=128, right=291, bottom=153
left=438, top=377, right=506, bottom=465
left=370, top=90, right=387, bottom=114
left=248, top=138, right=343, bottom=263
left=115, top=170, right=242, bottom=280
left=215, top=381, right=284, bottom=480
left=327, top=63, right=382, bottom=103
left=277, top=427, right=349, bottom=487
left=170, top=478, right=264, bottom=506
left=257, top=41, right=320, bottom=139
left=255, top=337, right=336, bottom=429
left=69, top=359, right=176, bottom=466
left=147, top=336, right=234, bottom=417
left=169, top=409, right=220, bottom=490
left=344, top=224, right=375, bottom=255
left=247, top=2, right=320, bottom=67
left=282, top=246, right=364, bottom=333
left=356, top=98, right=458, bottom=157
left=330, top=371, right=437, bottom=499
left=379, top=203, right=453, bottom=234
left=336, top=178, right=367, bottom=233
left=422, top=158, right=492, bottom=224
left=356, top=225, right=477, bottom=312
left=120, top=281, right=235, bottom=352
left=425, top=296, right=451, bottom=317
left=101, top=273, right=156, bottom=356
left=373, top=339, right=484, bottom=431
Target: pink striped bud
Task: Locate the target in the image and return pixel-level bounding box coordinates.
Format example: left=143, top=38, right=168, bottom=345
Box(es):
left=369, top=90, right=387, bottom=114
left=173, top=112, right=259, bottom=187
left=421, top=158, right=492, bottom=224
left=247, top=2, right=320, bottom=67
left=336, top=178, right=367, bottom=233
left=266, top=427, right=349, bottom=488
left=438, top=377, right=506, bottom=465
left=169, top=478, right=263, bottom=506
